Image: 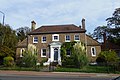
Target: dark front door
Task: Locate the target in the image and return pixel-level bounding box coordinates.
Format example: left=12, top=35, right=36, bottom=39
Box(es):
left=54, top=48, right=58, bottom=61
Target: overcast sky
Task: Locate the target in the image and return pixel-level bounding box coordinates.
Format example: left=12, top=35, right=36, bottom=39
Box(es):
left=0, top=0, right=119, bottom=33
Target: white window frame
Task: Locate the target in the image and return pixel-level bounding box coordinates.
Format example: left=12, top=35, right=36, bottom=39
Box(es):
left=20, top=48, right=25, bottom=57
left=42, top=36, right=46, bottom=43
left=91, top=47, right=96, bottom=57
left=33, top=37, right=38, bottom=43
left=65, top=35, right=70, bottom=42
left=41, top=48, right=47, bottom=57
left=52, top=34, right=59, bottom=41
left=74, top=34, right=80, bottom=41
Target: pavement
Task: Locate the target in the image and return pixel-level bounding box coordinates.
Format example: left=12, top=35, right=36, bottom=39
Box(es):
left=0, top=70, right=119, bottom=78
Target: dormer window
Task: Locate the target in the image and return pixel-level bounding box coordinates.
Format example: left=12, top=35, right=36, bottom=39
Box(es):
left=52, top=34, right=59, bottom=41
left=74, top=34, right=80, bottom=41
left=33, top=37, right=38, bottom=43
left=42, top=36, right=46, bottom=43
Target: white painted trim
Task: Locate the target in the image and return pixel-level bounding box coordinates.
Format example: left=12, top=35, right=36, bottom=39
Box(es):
left=74, top=34, right=80, bottom=41
left=33, top=37, right=38, bottom=43
left=52, top=34, right=59, bottom=41
left=41, top=48, right=47, bottom=57
left=49, top=42, right=61, bottom=65
left=20, top=48, right=25, bottom=57
left=91, top=47, right=96, bottom=57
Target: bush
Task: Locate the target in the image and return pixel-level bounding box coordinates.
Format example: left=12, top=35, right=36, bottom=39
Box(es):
left=61, top=42, right=88, bottom=68
left=21, top=51, right=38, bottom=67
left=3, top=56, right=14, bottom=67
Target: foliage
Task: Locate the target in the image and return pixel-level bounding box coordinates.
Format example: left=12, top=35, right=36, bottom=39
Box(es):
left=61, top=42, right=88, bottom=68
left=20, top=44, right=38, bottom=67
left=96, top=50, right=120, bottom=72
left=92, top=26, right=107, bottom=41
left=61, top=41, right=76, bottom=60
left=0, top=24, right=17, bottom=49
left=55, top=65, right=120, bottom=73
left=0, top=24, right=17, bottom=62
left=60, top=41, right=76, bottom=67
left=0, top=46, right=15, bottom=57
left=21, top=51, right=38, bottom=67
left=106, top=8, right=120, bottom=28
left=73, top=42, right=88, bottom=68
left=3, top=56, right=14, bottom=67
left=40, top=58, right=48, bottom=66
left=97, top=50, right=119, bottom=65
left=92, top=8, right=120, bottom=46
left=16, top=27, right=30, bottom=41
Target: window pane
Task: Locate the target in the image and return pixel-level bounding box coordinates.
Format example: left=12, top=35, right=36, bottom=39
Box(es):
left=42, top=49, right=46, bottom=56
left=66, top=35, right=70, bottom=40
left=75, top=35, right=79, bottom=40
left=34, top=37, right=38, bottom=42
left=91, top=47, right=96, bottom=56
left=66, top=49, right=71, bottom=56
left=42, top=36, right=46, bottom=42
left=54, top=36, right=58, bottom=40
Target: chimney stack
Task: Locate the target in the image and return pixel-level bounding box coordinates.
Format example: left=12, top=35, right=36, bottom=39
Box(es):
left=81, top=18, right=85, bottom=29
left=31, top=20, right=36, bottom=31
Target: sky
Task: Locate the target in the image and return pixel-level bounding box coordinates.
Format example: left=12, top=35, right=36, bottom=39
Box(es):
left=0, top=0, right=120, bottom=33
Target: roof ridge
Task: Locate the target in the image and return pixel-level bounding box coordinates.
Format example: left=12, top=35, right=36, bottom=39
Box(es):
left=41, top=24, right=77, bottom=27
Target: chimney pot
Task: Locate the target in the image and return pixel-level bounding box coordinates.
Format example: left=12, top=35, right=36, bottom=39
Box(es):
left=81, top=18, right=85, bottom=29
left=31, top=20, right=36, bottom=31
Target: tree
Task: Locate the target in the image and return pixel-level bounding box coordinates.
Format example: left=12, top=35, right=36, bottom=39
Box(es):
left=60, top=41, right=76, bottom=68
left=16, top=27, right=30, bottom=41
left=106, top=8, right=120, bottom=46
left=0, top=24, right=17, bottom=64
left=20, top=44, right=38, bottom=67
left=61, top=42, right=88, bottom=68
left=96, top=50, right=120, bottom=72
left=73, top=42, right=88, bottom=68
left=106, top=8, right=120, bottom=28
left=92, top=26, right=107, bottom=41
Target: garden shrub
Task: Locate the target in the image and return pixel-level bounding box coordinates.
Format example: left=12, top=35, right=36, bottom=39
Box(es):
left=61, top=42, right=88, bottom=68
left=3, top=56, right=14, bottom=67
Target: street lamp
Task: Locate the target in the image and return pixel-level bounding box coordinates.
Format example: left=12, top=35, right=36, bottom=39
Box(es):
left=0, top=11, right=5, bottom=25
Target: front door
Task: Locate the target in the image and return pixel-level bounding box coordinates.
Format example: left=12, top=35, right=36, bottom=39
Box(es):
left=54, top=48, right=58, bottom=61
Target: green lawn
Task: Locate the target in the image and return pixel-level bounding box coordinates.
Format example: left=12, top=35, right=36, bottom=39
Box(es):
left=0, top=65, right=120, bottom=73
left=55, top=66, right=120, bottom=73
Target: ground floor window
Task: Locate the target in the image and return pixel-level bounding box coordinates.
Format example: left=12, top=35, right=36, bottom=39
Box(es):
left=91, top=47, right=96, bottom=57
left=66, top=49, right=71, bottom=56
left=41, top=48, right=47, bottom=57
left=20, top=48, right=25, bottom=57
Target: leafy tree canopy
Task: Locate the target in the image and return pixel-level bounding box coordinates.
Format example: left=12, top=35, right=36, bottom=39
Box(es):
left=16, top=27, right=30, bottom=41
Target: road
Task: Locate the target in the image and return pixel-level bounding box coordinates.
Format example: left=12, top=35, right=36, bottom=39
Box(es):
left=0, top=74, right=112, bottom=80
left=0, top=71, right=119, bottom=80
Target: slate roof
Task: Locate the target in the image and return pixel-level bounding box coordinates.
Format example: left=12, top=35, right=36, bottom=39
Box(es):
left=86, top=35, right=100, bottom=46
left=17, top=38, right=27, bottom=48
left=29, top=24, right=86, bottom=35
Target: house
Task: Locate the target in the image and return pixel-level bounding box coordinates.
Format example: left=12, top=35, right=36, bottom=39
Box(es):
left=16, top=19, right=101, bottom=65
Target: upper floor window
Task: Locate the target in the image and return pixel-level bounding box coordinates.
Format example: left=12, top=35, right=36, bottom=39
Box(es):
left=52, top=34, right=59, bottom=41
left=91, top=47, right=96, bottom=57
left=41, top=48, right=47, bottom=57
left=42, top=36, right=46, bottom=43
left=74, top=34, right=80, bottom=41
left=65, top=35, right=70, bottom=42
left=33, top=37, right=38, bottom=43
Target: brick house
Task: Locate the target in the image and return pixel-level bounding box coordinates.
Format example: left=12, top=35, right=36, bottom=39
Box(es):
left=16, top=19, right=101, bottom=65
